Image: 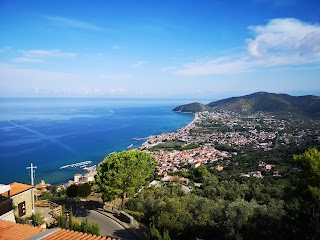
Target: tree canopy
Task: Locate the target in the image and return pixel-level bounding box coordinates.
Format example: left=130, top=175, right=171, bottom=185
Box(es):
left=95, top=150, right=157, bottom=209
left=66, top=184, right=78, bottom=198
left=77, top=183, right=92, bottom=199
left=126, top=148, right=320, bottom=239
left=294, top=147, right=320, bottom=204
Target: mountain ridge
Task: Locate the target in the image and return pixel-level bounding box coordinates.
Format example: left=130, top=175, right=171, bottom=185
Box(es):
left=173, top=92, right=320, bottom=118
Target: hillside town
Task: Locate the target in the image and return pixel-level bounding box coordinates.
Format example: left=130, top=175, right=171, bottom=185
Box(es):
left=34, top=110, right=320, bottom=192
left=2, top=110, right=319, bottom=240
left=141, top=111, right=320, bottom=177
left=54, top=110, right=320, bottom=184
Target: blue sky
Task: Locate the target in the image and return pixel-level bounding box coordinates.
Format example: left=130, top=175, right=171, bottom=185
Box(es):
left=1, top=0, right=320, bottom=98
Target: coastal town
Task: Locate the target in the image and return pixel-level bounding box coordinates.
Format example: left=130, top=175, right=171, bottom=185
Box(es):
left=38, top=109, right=319, bottom=193
left=2, top=110, right=319, bottom=240
left=45, top=111, right=320, bottom=191
left=2, top=108, right=319, bottom=239
left=140, top=111, right=320, bottom=178
left=32, top=110, right=320, bottom=196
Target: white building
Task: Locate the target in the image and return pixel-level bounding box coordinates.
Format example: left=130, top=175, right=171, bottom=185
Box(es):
left=0, top=184, right=15, bottom=223
left=74, top=174, right=82, bottom=183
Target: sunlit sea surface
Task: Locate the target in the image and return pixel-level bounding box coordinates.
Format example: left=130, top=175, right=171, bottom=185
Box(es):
left=0, top=98, right=198, bottom=185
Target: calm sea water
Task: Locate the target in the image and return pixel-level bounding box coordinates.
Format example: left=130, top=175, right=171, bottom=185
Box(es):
left=0, top=98, right=196, bottom=185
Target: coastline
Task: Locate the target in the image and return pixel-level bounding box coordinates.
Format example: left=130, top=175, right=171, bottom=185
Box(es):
left=140, top=112, right=197, bottom=149
left=46, top=110, right=196, bottom=187
left=58, top=112, right=197, bottom=187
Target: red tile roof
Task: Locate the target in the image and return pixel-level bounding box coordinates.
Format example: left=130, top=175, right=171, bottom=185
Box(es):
left=0, top=220, right=45, bottom=240
left=2, top=182, right=33, bottom=197
left=0, top=221, right=118, bottom=240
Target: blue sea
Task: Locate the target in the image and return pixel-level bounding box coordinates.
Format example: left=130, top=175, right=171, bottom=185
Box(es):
left=0, top=98, right=197, bottom=185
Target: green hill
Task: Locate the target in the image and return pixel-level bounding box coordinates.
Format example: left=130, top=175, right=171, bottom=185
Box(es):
left=173, top=92, right=320, bottom=118
left=172, top=102, right=213, bottom=113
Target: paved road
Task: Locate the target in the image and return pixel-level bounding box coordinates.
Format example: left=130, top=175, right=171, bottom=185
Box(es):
left=52, top=200, right=137, bottom=240
left=79, top=210, right=136, bottom=240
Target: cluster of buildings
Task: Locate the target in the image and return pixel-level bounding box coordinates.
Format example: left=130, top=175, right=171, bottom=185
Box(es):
left=141, top=110, right=319, bottom=178
left=146, top=145, right=231, bottom=175
left=142, top=112, right=279, bottom=151
left=67, top=166, right=97, bottom=186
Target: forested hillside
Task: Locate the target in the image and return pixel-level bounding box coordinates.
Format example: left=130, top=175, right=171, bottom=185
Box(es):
left=127, top=147, right=320, bottom=240
left=173, top=92, right=320, bottom=118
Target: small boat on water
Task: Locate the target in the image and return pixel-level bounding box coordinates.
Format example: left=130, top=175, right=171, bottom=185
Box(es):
left=108, top=151, right=116, bottom=156
left=132, top=137, right=146, bottom=140
left=127, top=144, right=133, bottom=149
left=60, top=161, right=92, bottom=169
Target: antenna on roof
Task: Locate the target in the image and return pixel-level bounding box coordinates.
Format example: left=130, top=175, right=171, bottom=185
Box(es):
left=27, top=163, right=37, bottom=214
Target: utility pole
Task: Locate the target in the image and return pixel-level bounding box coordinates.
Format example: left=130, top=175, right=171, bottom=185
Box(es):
left=27, top=163, right=37, bottom=214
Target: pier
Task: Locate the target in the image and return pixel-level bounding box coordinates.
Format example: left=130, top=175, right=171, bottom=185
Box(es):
left=60, top=161, right=92, bottom=169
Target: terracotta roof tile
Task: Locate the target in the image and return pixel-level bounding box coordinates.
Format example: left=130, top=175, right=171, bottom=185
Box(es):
left=2, top=182, right=33, bottom=197
left=0, top=220, right=45, bottom=240
left=0, top=220, right=119, bottom=240
left=42, top=229, right=113, bottom=240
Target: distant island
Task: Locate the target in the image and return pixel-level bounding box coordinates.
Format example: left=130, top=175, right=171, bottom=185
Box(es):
left=173, top=92, right=320, bottom=118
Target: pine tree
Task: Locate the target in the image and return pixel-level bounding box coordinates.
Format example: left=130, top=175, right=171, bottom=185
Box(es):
left=147, top=224, right=163, bottom=240
left=163, top=229, right=171, bottom=240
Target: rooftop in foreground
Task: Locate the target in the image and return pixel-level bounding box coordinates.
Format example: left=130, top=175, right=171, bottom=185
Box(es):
left=0, top=221, right=118, bottom=240
left=1, top=182, right=33, bottom=197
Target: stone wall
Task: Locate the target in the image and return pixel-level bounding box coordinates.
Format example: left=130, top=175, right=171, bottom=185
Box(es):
left=11, top=189, right=33, bottom=218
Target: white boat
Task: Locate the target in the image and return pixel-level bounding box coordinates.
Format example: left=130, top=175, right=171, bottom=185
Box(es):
left=60, top=161, right=92, bottom=169
left=127, top=144, right=133, bottom=149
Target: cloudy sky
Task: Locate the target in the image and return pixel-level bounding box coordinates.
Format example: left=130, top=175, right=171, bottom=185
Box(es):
left=1, top=0, right=320, bottom=98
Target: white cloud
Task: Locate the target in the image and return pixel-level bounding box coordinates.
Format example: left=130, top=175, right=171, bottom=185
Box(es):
left=30, top=87, right=128, bottom=97
left=173, top=18, right=320, bottom=76
left=45, top=16, right=103, bottom=31
left=21, top=49, right=76, bottom=58
left=0, top=63, right=78, bottom=82
left=12, top=49, right=77, bottom=64
left=108, top=88, right=128, bottom=95
left=174, top=56, right=250, bottom=75
left=12, top=57, right=44, bottom=63
left=247, top=18, right=320, bottom=59
left=132, top=61, right=147, bottom=68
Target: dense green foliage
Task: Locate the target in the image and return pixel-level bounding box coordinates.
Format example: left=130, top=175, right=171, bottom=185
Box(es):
left=66, top=184, right=78, bottom=198
left=66, top=183, right=92, bottom=199
left=174, top=92, right=320, bottom=118
left=77, top=183, right=92, bottom=199
left=56, top=206, right=100, bottom=235
left=127, top=148, right=320, bottom=239
left=173, top=102, right=213, bottom=113
left=146, top=224, right=171, bottom=240
left=294, top=148, right=320, bottom=204
left=208, top=92, right=320, bottom=118
left=32, top=213, right=44, bottom=226
left=95, top=150, right=157, bottom=209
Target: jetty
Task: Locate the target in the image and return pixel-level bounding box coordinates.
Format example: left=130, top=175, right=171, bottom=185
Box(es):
left=132, top=137, right=147, bottom=140
left=60, top=161, right=92, bottom=169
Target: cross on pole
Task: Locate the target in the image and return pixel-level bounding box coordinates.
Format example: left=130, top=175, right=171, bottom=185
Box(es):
left=27, top=163, right=37, bottom=214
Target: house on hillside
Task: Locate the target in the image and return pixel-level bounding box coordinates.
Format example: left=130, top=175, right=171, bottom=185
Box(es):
left=191, top=161, right=201, bottom=168
left=0, top=184, right=15, bottom=223
left=2, top=182, right=34, bottom=218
